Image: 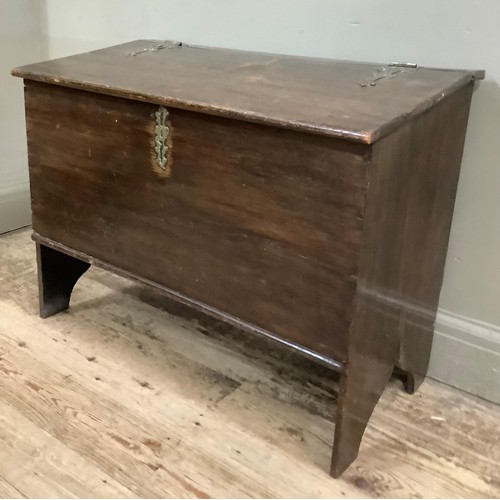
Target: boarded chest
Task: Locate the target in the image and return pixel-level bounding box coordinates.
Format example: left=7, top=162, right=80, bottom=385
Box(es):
left=12, top=40, right=483, bottom=477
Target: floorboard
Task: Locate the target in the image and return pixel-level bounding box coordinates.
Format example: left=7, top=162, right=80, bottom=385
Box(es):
left=0, top=228, right=499, bottom=498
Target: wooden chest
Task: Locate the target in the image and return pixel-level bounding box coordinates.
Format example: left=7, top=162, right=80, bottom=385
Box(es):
left=12, top=40, right=482, bottom=477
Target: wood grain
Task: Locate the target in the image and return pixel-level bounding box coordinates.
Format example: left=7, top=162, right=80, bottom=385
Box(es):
left=369, top=83, right=475, bottom=386
left=12, top=40, right=480, bottom=143
left=0, top=228, right=499, bottom=498
left=0, top=477, right=24, bottom=499
left=0, top=399, right=134, bottom=499
left=25, top=80, right=368, bottom=362
left=14, top=42, right=482, bottom=478
left=328, top=83, right=475, bottom=475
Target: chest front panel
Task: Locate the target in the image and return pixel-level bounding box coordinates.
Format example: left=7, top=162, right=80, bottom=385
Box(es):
left=25, top=81, right=370, bottom=361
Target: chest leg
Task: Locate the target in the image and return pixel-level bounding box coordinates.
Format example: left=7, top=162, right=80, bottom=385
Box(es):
left=330, top=330, right=398, bottom=477
left=36, top=243, right=90, bottom=319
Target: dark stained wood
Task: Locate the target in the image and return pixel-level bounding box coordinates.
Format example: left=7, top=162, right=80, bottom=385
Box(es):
left=377, top=84, right=475, bottom=390
left=25, top=80, right=368, bottom=363
left=330, top=83, right=475, bottom=477
left=36, top=242, right=90, bottom=318
left=12, top=40, right=481, bottom=144
left=13, top=43, right=481, bottom=478
left=32, top=234, right=345, bottom=372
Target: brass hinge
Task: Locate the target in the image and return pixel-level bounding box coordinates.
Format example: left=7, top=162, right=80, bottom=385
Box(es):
left=388, top=62, right=418, bottom=68
left=127, top=40, right=182, bottom=57
left=359, top=62, right=418, bottom=87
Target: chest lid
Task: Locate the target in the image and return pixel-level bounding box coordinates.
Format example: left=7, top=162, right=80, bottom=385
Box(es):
left=12, top=39, right=483, bottom=144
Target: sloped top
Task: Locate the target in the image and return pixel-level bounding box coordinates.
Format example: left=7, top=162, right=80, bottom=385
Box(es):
left=12, top=40, right=483, bottom=144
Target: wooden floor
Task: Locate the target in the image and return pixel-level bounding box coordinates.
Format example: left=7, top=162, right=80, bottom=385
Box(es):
left=0, top=228, right=499, bottom=499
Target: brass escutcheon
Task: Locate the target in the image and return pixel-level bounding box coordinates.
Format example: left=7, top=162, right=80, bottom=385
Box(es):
left=154, top=106, right=170, bottom=171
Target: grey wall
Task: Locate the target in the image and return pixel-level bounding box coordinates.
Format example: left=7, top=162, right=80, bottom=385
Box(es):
left=0, top=0, right=46, bottom=233
left=7, top=1, right=500, bottom=401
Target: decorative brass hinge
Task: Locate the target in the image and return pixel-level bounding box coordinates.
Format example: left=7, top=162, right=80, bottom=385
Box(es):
left=127, top=41, right=182, bottom=57
left=154, top=106, right=171, bottom=172
left=359, top=62, right=417, bottom=87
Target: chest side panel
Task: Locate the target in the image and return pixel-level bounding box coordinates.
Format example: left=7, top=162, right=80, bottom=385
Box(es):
left=25, top=81, right=369, bottom=361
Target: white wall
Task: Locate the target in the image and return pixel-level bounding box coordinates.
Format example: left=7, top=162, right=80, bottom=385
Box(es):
left=27, top=1, right=500, bottom=400
left=0, top=0, right=47, bottom=233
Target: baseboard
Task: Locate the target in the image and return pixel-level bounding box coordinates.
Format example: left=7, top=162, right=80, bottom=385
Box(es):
left=429, top=309, right=500, bottom=404
left=0, top=184, right=31, bottom=234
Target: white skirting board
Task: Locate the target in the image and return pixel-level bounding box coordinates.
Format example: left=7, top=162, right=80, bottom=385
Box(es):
left=430, top=309, right=500, bottom=404
left=0, top=184, right=31, bottom=235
